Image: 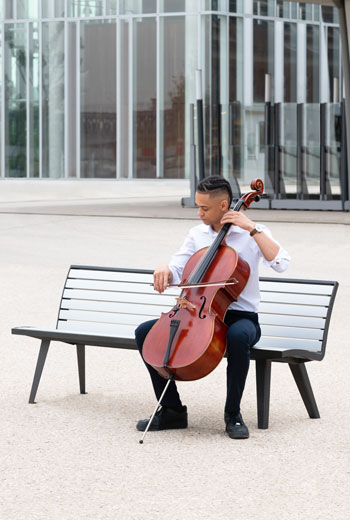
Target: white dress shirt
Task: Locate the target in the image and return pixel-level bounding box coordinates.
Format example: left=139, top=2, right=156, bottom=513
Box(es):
left=169, top=223, right=290, bottom=313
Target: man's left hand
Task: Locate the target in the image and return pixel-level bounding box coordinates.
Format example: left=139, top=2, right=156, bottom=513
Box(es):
left=220, top=210, right=255, bottom=233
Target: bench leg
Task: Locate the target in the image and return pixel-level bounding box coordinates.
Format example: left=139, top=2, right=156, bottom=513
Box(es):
left=255, top=359, right=272, bottom=429
left=29, top=339, right=50, bottom=404
left=76, top=344, right=87, bottom=395
left=289, top=362, right=320, bottom=419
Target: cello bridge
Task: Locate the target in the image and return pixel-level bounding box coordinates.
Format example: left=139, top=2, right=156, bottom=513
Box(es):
left=175, top=297, right=196, bottom=310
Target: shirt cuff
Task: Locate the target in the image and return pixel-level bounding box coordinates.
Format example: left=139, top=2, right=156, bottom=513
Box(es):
left=262, top=246, right=291, bottom=273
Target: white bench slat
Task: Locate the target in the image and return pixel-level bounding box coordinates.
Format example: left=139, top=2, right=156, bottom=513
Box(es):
left=254, top=337, right=321, bottom=352
left=260, top=292, right=330, bottom=306
left=258, top=313, right=325, bottom=329
left=258, top=302, right=328, bottom=318
left=59, top=310, right=158, bottom=326
left=69, top=269, right=153, bottom=283
left=259, top=281, right=334, bottom=295
left=57, top=320, right=137, bottom=337
left=63, top=289, right=177, bottom=306
left=260, top=324, right=323, bottom=340
left=61, top=298, right=169, bottom=316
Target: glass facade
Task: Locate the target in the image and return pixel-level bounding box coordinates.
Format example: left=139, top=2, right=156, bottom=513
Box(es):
left=0, top=1, right=346, bottom=205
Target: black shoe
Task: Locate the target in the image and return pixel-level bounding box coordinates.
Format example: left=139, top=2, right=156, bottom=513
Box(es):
left=136, top=406, right=188, bottom=432
left=225, top=412, right=249, bottom=439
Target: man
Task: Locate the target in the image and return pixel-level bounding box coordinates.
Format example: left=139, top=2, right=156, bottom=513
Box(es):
left=135, top=176, right=290, bottom=439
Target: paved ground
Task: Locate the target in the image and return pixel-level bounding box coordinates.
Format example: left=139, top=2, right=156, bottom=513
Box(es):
left=1, top=180, right=349, bottom=519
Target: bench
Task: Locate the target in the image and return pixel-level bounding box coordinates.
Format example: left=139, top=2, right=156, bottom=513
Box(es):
left=12, top=265, right=338, bottom=429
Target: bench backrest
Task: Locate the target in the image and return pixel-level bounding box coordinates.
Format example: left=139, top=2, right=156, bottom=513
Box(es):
left=57, top=266, right=338, bottom=360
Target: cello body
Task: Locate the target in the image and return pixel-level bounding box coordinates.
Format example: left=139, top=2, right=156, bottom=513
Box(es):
left=142, top=178, right=263, bottom=383
left=142, top=245, right=250, bottom=381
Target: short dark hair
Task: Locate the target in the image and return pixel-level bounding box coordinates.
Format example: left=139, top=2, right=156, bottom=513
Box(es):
left=196, top=176, right=233, bottom=206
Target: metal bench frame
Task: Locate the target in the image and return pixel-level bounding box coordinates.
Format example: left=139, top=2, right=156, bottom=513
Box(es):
left=12, top=265, right=338, bottom=429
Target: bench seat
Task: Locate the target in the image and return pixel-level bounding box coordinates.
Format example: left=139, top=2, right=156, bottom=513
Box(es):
left=12, top=265, right=338, bottom=429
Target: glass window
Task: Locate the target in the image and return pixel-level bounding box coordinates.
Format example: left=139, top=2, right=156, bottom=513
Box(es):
left=133, top=18, right=157, bottom=178
left=327, top=27, right=340, bottom=102
left=160, top=0, right=185, bottom=12
left=69, top=0, right=103, bottom=17
left=203, top=15, right=228, bottom=177
left=16, top=0, right=39, bottom=19
left=106, top=0, right=118, bottom=15
left=306, top=25, right=319, bottom=103
left=5, top=0, right=14, bottom=19
left=67, top=22, right=77, bottom=177
left=253, top=1, right=274, bottom=17
left=120, top=0, right=157, bottom=15
left=229, top=16, right=243, bottom=180
left=42, top=0, right=65, bottom=18
left=229, top=1, right=243, bottom=13
left=80, top=20, right=116, bottom=178
left=160, top=16, right=185, bottom=178
left=119, top=20, right=129, bottom=178
left=29, top=23, right=39, bottom=177
left=290, top=2, right=297, bottom=19
left=42, top=21, right=65, bottom=178
left=321, top=7, right=339, bottom=24
left=299, top=3, right=313, bottom=21
left=253, top=20, right=274, bottom=103
left=276, top=1, right=289, bottom=19
left=5, top=24, right=27, bottom=177
left=203, top=1, right=228, bottom=10
left=284, top=23, right=297, bottom=102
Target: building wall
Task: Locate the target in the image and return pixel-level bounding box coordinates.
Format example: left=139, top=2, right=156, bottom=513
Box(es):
left=0, top=1, right=344, bottom=201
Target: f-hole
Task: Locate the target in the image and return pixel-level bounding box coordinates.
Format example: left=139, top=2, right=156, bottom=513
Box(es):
left=199, top=296, right=207, bottom=319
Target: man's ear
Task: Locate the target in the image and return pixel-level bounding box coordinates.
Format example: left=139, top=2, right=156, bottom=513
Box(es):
left=221, top=199, right=229, bottom=211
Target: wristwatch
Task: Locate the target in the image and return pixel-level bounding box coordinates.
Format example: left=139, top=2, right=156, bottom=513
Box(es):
left=250, top=224, right=264, bottom=237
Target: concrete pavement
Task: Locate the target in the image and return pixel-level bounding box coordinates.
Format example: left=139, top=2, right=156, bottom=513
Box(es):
left=0, top=179, right=349, bottom=520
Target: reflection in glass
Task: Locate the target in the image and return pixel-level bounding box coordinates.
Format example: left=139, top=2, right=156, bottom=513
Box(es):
left=80, top=20, right=116, bottom=178
left=280, top=103, right=297, bottom=196
left=284, top=23, right=297, bottom=102
left=303, top=104, right=320, bottom=196
left=321, top=7, right=339, bottom=24
left=106, top=0, right=118, bottom=15
left=16, top=0, right=39, bottom=19
left=42, top=22, right=65, bottom=178
left=69, top=0, right=103, bottom=17
left=160, top=0, right=185, bottom=12
left=5, top=1, right=14, bottom=19
left=204, top=15, right=227, bottom=177
left=42, top=0, right=65, bottom=18
left=276, top=0, right=289, bottom=19
left=306, top=25, right=319, bottom=103
left=229, top=1, right=243, bottom=13
left=253, top=20, right=274, bottom=103
left=327, top=27, right=340, bottom=101
left=120, top=0, right=156, bottom=15
left=67, top=22, right=77, bottom=177
left=325, top=103, right=341, bottom=197
left=29, top=23, right=39, bottom=177
left=120, top=21, right=129, bottom=178
left=161, top=17, right=185, bottom=178
left=5, top=24, right=27, bottom=177
left=133, top=18, right=156, bottom=178
left=253, top=1, right=274, bottom=17
left=229, top=16, right=243, bottom=182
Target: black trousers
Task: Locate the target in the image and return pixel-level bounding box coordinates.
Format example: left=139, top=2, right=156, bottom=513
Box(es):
left=135, top=310, right=261, bottom=417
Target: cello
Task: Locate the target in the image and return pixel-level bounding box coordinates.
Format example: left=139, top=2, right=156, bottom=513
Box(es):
left=140, top=179, right=264, bottom=442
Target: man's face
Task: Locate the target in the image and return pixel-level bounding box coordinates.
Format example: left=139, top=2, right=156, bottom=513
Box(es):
left=195, top=191, right=229, bottom=227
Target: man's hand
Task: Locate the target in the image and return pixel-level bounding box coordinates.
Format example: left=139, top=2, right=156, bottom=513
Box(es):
left=153, top=264, right=173, bottom=293
left=220, top=210, right=255, bottom=232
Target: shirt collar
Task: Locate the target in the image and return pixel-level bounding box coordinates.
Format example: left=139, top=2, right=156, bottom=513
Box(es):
left=200, top=223, right=246, bottom=236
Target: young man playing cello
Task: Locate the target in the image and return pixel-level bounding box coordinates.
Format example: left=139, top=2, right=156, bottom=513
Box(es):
left=135, top=176, right=290, bottom=439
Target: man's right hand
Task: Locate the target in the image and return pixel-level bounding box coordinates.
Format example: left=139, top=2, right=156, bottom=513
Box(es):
left=153, top=264, right=173, bottom=293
